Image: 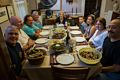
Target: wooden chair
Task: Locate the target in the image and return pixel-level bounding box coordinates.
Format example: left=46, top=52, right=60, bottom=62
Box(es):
left=51, top=66, right=90, bottom=80
left=51, top=65, right=114, bottom=80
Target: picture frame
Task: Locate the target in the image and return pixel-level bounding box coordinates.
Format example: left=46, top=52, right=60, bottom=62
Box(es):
left=6, top=5, right=14, bottom=19
left=0, top=7, right=9, bottom=23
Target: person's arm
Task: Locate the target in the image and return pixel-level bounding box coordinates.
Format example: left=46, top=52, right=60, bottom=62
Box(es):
left=88, top=25, right=96, bottom=39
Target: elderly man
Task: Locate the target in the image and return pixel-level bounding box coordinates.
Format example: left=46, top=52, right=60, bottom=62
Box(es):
left=9, top=16, right=35, bottom=51
left=32, top=11, right=43, bottom=29
left=4, top=25, right=25, bottom=78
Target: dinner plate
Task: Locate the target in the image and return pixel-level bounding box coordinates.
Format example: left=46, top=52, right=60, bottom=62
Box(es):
left=56, top=54, right=74, bottom=65
left=40, top=31, right=50, bottom=36
left=70, top=27, right=79, bottom=29
left=43, top=26, right=50, bottom=29
left=35, top=38, right=48, bottom=44
left=75, top=37, right=86, bottom=42
left=70, top=31, right=81, bottom=35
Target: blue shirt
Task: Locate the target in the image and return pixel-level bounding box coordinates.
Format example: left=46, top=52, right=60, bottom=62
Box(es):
left=22, top=24, right=39, bottom=39
left=33, top=21, right=43, bottom=29
left=79, top=22, right=88, bottom=34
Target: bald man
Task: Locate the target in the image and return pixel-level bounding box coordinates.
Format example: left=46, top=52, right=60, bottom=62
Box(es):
left=4, top=25, right=25, bottom=77
left=9, top=16, right=35, bottom=51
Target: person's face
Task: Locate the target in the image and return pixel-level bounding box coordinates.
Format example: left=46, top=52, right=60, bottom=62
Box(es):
left=107, top=20, right=120, bottom=38
left=27, top=16, right=33, bottom=26
left=87, top=16, right=93, bottom=25
left=5, top=28, right=19, bottom=45
left=33, top=15, right=39, bottom=21
left=95, top=21, right=104, bottom=31
left=15, top=17, right=23, bottom=29
left=79, top=17, right=84, bottom=24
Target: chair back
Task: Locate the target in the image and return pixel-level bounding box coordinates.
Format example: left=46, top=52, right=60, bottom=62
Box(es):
left=51, top=66, right=90, bottom=80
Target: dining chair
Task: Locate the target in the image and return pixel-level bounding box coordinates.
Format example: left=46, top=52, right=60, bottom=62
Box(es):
left=51, top=66, right=91, bottom=80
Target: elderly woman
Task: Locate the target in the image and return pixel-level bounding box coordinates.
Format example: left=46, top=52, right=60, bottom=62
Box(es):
left=56, top=11, right=67, bottom=25
left=89, top=17, right=108, bottom=49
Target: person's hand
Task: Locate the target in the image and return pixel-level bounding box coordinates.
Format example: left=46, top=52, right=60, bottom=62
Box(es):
left=88, top=41, right=95, bottom=48
left=27, top=39, right=35, bottom=47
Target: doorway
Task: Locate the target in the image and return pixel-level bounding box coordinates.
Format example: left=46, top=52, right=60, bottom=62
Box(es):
left=84, top=0, right=102, bottom=18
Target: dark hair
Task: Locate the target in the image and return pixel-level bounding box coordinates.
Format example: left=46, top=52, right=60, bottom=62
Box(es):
left=79, top=16, right=85, bottom=19
left=87, top=14, right=95, bottom=25
left=95, top=17, right=106, bottom=29
left=24, top=15, right=32, bottom=24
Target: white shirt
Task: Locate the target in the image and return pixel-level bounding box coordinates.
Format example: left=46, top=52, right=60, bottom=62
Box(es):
left=18, top=29, right=29, bottom=48
left=89, top=30, right=108, bottom=49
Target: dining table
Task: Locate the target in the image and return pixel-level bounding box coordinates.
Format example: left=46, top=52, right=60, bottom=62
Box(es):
left=23, top=25, right=101, bottom=80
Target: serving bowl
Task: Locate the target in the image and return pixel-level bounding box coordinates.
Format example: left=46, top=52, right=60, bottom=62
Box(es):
left=27, top=48, right=46, bottom=65
left=78, top=47, right=102, bottom=64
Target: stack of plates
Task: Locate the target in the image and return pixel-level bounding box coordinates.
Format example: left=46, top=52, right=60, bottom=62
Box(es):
left=70, top=31, right=82, bottom=35
left=40, top=31, right=50, bottom=36
left=70, top=27, right=79, bottom=30
left=75, top=37, right=86, bottom=42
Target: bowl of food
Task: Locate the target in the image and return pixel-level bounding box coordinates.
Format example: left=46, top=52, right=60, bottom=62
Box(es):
left=27, top=48, right=46, bottom=65
left=78, top=47, right=102, bottom=64
left=50, top=43, right=65, bottom=52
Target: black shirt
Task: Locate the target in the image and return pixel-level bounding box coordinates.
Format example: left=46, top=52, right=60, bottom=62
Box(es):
left=6, top=42, right=24, bottom=76
left=101, top=37, right=120, bottom=67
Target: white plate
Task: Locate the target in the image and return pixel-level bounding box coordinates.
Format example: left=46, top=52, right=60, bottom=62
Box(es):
left=70, top=31, right=81, bottom=35
left=35, top=38, right=48, bottom=44
left=43, top=26, right=50, bottom=29
left=75, top=37, right=86, bottom=42
left=40, top=31, right=50, bottom=36
left=70, top=27, right=79, bottom=29
left=56, top=54, right=74, bottom=65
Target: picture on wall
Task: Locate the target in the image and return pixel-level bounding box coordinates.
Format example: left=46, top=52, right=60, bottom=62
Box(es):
left=0, top=7, right=9, bottom=23
left=6, top=6, right=14, bottom=19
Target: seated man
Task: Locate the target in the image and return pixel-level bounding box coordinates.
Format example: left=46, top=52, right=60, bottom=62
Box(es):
left=22, top=15, right=41, bottom=40
left=4, top=25, right=25, bottom=78
left=78, top=16, right=88, bottom=34
left=32, top=11, right=43, bottom=29
left=9, top=16, right=35, bottom=51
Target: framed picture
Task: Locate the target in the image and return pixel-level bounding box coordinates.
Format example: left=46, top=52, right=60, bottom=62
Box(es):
left=0, top=7, right=9, bottom=23
left=6, top=6, right=14, bottom=19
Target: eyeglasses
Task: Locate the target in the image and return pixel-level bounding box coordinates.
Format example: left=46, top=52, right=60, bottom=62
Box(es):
left=106, top=25, right=120, bottom=30
left=8, top=32, right=19, bottom=35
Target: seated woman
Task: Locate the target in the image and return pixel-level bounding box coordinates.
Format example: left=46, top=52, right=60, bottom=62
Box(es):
left=56, top=11, right=67, bottom=25
left=89, top=17, right=108, bottom=49
left=84, top=15, right=96, bottom=41
left=22, top=15, right=41, bottom=40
